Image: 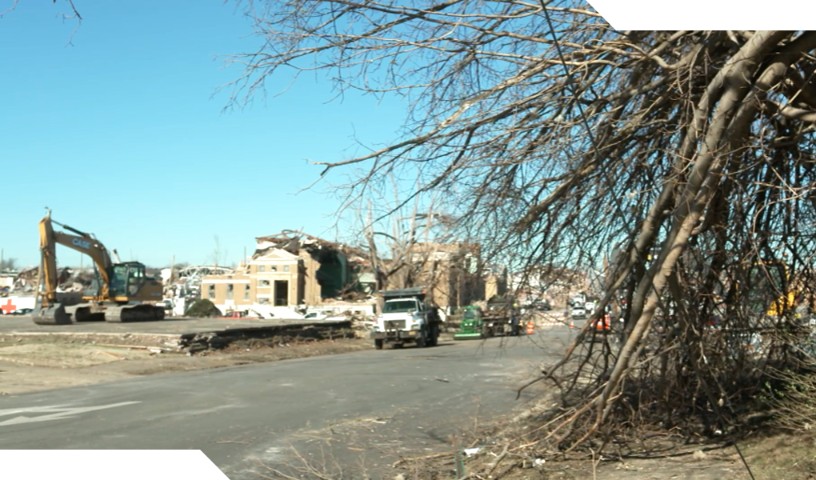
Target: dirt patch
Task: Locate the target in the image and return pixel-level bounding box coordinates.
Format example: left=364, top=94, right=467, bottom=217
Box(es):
left=0, top=335, right=373, bottom=396
left=0, top=343, right=153, bottom=368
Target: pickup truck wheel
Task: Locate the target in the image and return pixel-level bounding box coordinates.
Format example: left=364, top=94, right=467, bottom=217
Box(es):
left=374, top=339, right=384, bottom=350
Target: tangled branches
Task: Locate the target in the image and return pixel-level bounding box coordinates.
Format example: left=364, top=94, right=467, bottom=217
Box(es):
left=232, top=0, right=816, bottom=451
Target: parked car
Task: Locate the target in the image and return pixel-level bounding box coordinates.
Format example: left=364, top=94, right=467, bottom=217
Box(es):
left=571, top=306, right=587, bottom=319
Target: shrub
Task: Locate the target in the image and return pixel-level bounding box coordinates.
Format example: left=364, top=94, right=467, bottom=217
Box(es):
left=185, top=299, right=222, bottom=318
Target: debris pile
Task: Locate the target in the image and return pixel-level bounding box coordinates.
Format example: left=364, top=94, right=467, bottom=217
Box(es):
left=178, top=320, right=355, bottom=354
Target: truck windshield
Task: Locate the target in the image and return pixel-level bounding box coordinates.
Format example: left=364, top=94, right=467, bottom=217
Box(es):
left=384, top=300, right=418, bottom=313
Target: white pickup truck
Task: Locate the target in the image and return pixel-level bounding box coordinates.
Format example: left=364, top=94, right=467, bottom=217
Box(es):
left=370, top=287, right=442, bottom=349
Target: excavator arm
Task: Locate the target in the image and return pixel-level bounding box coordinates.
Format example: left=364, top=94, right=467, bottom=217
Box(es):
left=37, top=212, right=59, bottom=309
left=50, top=231, right=113, bottom=299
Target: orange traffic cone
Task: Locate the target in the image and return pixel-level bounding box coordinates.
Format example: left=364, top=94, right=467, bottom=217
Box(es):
left=526, top=320, right=535, bottom=335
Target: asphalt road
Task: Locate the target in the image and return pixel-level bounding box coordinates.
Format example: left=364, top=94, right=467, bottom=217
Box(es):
left=0, top=329, right=574, bottom=479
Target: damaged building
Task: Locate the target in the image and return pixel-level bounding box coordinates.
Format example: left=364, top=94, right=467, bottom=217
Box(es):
left=200, top=231, right=375, bottom=316
left=396, top=242, right=505, bottom=313
left=199, top=231, right=506, bottom=317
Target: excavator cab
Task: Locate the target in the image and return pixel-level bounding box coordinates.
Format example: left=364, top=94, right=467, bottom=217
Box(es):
left=110, top=262, right=144, bottom=298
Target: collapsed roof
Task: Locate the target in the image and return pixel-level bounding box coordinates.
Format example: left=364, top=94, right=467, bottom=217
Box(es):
left=254, top=230, right=370, bottom=266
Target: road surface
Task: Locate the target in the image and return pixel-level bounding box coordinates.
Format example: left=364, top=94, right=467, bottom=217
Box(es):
left=0, top=329, right=573, bottom=479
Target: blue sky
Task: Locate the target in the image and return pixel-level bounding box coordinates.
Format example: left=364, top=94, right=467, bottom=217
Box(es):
left=1, top=1, right=406, bottom=269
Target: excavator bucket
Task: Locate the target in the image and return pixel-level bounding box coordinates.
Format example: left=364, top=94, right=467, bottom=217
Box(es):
left=32, top=304, right=71, bottom=325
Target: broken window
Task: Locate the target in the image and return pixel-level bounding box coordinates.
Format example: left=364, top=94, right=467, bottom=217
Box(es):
left=258, top=265, right=265, bottom=273
left=208, top=285, right=215, bottom=300
left=259, top=280, right=271, bottom=288
left=227, top=284, right=234, bottom=300
left=243, top=285, right=250, bottom=301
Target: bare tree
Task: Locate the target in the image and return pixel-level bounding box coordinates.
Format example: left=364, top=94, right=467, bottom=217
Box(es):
left=0, top=257, right=17, bottom=272
left=360, top=185, right=464, bottom=307
left=232, top=0, right=816, bottom=452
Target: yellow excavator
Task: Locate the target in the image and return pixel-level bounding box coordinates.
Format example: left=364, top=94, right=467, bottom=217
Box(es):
left=32, top=210, right=165, bottom=325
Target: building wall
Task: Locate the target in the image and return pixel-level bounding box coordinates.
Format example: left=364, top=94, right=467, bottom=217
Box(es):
left=249, top=254, right=300, bottom=306
left=200, top=249, right=301, bottom=311
left=484, top=272, right=507, bottom=301
left=200, top=275, right=252, bottom=311
left=299, top=250, right=322, bottom=306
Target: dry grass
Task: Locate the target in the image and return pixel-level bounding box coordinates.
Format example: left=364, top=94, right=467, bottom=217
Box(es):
left=739, top=432, right=816, bottom=480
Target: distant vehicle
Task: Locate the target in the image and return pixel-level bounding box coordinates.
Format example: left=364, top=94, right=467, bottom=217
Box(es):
left=303, top=311, right=328, bottom=321
left=570, top=294, right=586, bottom=308
left=12, top=308, right=33, bottom=316
left=571, top=306, right=587, bottom=319
left=532, top=300, right=551, bottom=311
left=453, top=306, right=485, bottom=340
left=584, top=301, right=596, bottom=313
left=370, top=287, right=442, bottom=349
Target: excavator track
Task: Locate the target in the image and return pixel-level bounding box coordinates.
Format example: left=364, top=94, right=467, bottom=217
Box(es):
left=104, top=304, right=165, bottom=322
left=32, top=304, right=72, bottom=325
left=73, top=306, right=106, bottom=322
